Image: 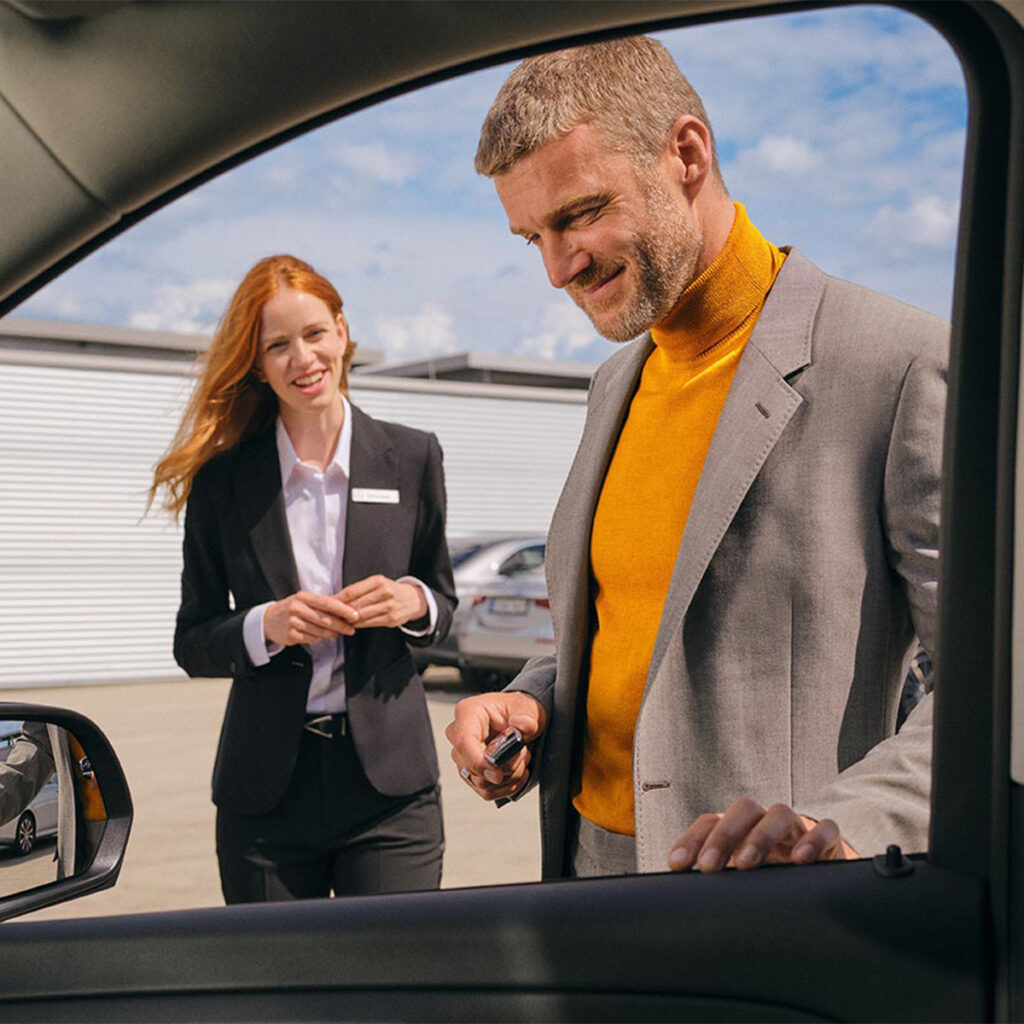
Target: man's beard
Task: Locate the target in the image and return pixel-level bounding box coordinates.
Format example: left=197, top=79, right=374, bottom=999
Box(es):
left=569, top=180, right=702, bottom=343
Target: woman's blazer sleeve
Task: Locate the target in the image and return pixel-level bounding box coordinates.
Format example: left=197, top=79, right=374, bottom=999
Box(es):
left=173, top=460, right=251, bottom=679
left=405, top=431, right=456, bottom=648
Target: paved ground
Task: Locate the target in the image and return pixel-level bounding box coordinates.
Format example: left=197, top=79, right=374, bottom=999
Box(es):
left=1, top=670, right=540, bottom=921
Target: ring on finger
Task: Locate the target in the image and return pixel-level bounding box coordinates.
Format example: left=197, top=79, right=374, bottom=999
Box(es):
left=460, top=767, right=471, bottom=782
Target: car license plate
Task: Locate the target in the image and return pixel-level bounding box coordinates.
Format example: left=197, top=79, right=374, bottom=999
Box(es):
left=489, top=597, right=529, bottom=615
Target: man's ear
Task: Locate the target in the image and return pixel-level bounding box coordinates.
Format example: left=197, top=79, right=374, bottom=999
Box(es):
left=665, top=114, right=714, bottom=196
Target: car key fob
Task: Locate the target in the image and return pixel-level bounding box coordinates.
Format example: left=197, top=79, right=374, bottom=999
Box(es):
left=485, top=727, right=524, bottom=767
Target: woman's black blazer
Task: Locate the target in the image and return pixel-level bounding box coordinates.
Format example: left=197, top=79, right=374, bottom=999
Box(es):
left=174, top=405, right=456, bottom=817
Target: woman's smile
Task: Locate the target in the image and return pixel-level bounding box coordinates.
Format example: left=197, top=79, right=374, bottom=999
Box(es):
left=293, top=369, right=327, bottom=392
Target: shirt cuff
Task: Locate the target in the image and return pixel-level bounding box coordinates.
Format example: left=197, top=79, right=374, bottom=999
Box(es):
left=398, top=577, right=437, bottom=637
left=243, top=602, right=283, bottom=667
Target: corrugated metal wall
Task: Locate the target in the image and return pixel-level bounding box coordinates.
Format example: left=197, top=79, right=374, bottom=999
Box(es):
left=0, top=361, right=586, bottom=687
left=353, top=385, right=587, bottom=536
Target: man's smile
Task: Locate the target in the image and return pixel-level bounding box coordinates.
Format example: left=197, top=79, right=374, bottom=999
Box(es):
left=584, top=265, right=625, bottom=296
left=572, top=263, right=627, bottom=305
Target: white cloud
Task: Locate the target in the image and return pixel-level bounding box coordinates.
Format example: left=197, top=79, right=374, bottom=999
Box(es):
left=862, top=196, right=959, bottom=251
left=517, top=301, right=601, bottom=361
left=333, top=143, right=418, bottom=185
left=666, top=8, right=965, bottom=218
left=921, top=128, right=969, bottom=166
left=747, top=136, right=821, bottom=175
left=260, top=156, right=305, bottom=189
left=167, top=189, right=215, bottom=213
left=28, top=292, right=92, bottom=321
left=659, top=8, right=964, bottom=109
left=18, top=7, right=966, bottom=347
left=372, top=302, right=459, bottom=360
left=127, top=278, right=236, bottom=334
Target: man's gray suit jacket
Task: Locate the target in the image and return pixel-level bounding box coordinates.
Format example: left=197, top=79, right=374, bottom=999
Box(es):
left=511, top=248, right=947, bottom=879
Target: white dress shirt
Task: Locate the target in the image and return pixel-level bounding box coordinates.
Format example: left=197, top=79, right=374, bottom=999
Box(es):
left=242, top=397, right=437, bottom=713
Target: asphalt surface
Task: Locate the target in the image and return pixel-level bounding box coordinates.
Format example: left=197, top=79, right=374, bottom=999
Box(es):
left=2, top=669, right=541, bottom=921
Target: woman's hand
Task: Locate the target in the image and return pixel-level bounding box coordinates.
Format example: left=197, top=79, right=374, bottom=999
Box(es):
left=336, top=575, right=427, bottom=629
left=263, top=591, right=359, bottom=646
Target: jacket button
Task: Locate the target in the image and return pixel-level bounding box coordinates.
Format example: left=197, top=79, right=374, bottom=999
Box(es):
left=641, top=780, right=671, bottom=792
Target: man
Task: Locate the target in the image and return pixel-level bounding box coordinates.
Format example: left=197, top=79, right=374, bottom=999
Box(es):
left=446, top=36, right=944, bottom=879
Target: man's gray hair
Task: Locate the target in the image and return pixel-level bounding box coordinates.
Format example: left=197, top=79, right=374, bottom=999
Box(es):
left=475, top=36, right=720, bottom=180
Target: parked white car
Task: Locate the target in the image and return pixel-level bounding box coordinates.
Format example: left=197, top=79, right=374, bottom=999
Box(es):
left=415, top=534, right=546, bottom=686
left=457, top=566, right=555, bottom=690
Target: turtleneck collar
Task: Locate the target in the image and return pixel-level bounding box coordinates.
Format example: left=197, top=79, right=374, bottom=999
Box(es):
left=650, top=203, right=784, bottom=363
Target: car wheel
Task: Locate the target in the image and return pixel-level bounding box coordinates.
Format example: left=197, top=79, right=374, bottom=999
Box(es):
left=14, top=812, right=36, bottom=856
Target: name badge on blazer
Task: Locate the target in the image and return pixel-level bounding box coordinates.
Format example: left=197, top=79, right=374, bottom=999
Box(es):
left=352, top=488, right=400, bottom=504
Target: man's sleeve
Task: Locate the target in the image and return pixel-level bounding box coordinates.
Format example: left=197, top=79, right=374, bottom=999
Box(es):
left=504, top=653, right=558, bottom=799
left=800, top=331, right=946, bottom=856
left=881, top=332, right=946, bottom=657
left=801, top=692, right=933, bottom=856
left=0, top=723, right=55, bottom=828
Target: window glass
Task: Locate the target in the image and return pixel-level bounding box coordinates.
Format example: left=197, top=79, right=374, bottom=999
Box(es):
left=449, top=542, right=492, bottom=570
left=500, top=546, right=546, bottom=575
left=3, top=5, right=964, bottom=917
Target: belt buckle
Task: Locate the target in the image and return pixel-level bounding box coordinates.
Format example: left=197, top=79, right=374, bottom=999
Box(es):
left=304, top=714, right=334, bottom=739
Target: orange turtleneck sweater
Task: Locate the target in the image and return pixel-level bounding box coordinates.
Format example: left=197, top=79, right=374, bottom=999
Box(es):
left=573, top=203, right=786, bottom=836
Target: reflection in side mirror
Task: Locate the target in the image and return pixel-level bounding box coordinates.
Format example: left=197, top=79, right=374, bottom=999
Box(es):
left=0, top=706, right=132, bottom=923
left=0, top=721, right=107, bottom=897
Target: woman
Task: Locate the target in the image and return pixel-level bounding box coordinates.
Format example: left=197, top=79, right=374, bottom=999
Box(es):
left=151, top=255, right=455, bottom=903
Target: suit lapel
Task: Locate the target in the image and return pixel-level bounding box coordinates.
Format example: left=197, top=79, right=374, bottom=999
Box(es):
left=646, top=248, right=824, bottom=685
left=234, top=430, right=300, bottom=600
left=343, top=405, right=397, bottom=589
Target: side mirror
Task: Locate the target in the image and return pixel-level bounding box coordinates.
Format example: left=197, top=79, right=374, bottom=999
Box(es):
left=0, top=703, right=132, bottom=923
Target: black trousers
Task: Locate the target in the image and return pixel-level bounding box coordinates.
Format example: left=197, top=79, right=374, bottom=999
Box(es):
left=216, top=718, right=444, bottom=904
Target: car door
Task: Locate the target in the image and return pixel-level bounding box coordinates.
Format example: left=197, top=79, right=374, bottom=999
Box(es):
left=0, top=1, right=1021, bottom=1021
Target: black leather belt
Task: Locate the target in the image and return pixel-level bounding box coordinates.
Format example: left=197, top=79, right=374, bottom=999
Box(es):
left=303, top=713, right=347, bottom=739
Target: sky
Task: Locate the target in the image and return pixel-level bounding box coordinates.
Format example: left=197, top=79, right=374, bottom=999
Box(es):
left=17, top=5, right=968, bottom=367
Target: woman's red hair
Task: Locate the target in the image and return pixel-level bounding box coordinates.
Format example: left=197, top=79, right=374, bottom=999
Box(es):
left=150, top=255, right=358, bottom=517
